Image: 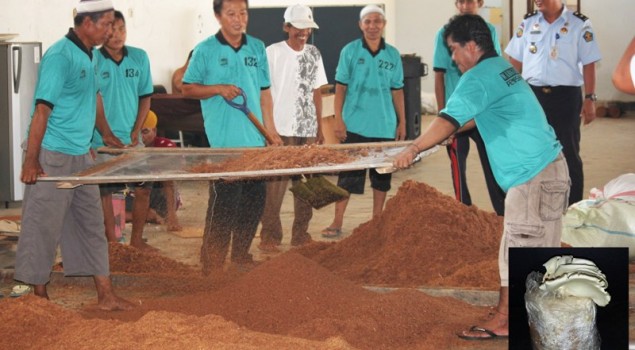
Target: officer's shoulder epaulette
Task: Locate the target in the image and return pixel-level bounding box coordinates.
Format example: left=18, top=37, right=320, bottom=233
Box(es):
left=573, top=11, right=589, bottom=21
left=524, top=10, right=538, bottom=19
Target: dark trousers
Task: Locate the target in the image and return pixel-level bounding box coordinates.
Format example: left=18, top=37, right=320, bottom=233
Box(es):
left=446, top=128, right=506, bottom=216
left=530, top=85, right=582, bottom=204
left=200, top=180, right=266, bottom=271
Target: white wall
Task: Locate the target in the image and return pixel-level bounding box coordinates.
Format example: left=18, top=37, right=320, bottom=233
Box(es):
left=0, top=0, right=395, bottom=92
left=0, top=0, right=633, bottom=101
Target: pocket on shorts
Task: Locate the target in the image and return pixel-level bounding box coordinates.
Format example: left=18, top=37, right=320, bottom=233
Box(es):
left=506, top=223, right=545, bottom=248
left=539, top=181, right=569, bottom=221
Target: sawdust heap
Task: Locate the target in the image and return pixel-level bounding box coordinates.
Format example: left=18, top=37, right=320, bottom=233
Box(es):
left=189, top=145, right=358, bottom=173
left=299, top=180, right=502, bottom=289
left=108, top=243, right=195, bottom=275
left=0, top=295, right=354, bottom=350
left=100, top=252, right=488, bottom=350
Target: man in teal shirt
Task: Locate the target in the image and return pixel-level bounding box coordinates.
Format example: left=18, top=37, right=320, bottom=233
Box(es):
left=16, top=0, right=133, bottom=311
left=394, top=14, right=569, bottom=340
left=92, top=10, right=155, bottom=250
left=322, top=4, right=406, bottom=238
left=433, top=0, right=505, bottom=215
left=182, top=0, right=282, bottom=274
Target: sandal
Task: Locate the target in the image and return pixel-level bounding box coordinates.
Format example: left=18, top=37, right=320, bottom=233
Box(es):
left=321, top=227, right=342, bottom=238
left=10, top=285, right=31, bottom=298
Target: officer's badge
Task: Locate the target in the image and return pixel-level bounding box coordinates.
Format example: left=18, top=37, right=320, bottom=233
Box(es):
left=560, top=27, right=568, bottom=35
left=583, top=31, right=594, bottom=42
left=516, top=27, right=524, bottom=37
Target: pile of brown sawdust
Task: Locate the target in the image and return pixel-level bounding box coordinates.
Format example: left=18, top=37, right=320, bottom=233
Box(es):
left=299, top=180, right=502, bottom=289
left=0, top=253, right=491, bottom=350
left=0, top=294, right=353, bottom=350
left=189, top=145, right=359, bottom=173
left=0, top=180, right=505, bottom=349
left=108, top=242, right=195, bottom=275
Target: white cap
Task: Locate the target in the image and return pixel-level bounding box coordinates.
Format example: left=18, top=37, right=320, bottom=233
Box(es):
left=284, top=4, right=319, bottom=29
left=76, top=0, right=114, bottom=14
left=360, top=4, right=385, bottom=20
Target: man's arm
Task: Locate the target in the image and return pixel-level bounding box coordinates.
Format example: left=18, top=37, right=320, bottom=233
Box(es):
left=392, top=89, right=406, bottom=141
left=313, top=87, right=324, bottom=144
left=95, top=93, right=124, bottom=148
left=509, top=57, right=523, bottom=73
left=129, top=96, right=151, bottom=147
left=393, top=116, right=458, bottom=169
left=21, top=104, right=51, bottom=184
left=333, top=83, right=347, bottom=142
left=171, top=57, right=190, bottom=94
left=581, top=62, right=597, bottom=125
left=613, top=37, right=635, bottom=94
left=260, top=88, right=282, bottom=146
left=181, top=83, right=242, bottom=100
left=434, top=71, right=446, bottom=112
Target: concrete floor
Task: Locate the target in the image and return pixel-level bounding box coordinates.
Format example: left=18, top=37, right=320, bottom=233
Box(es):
left=1, top=113, right=634, bottom=348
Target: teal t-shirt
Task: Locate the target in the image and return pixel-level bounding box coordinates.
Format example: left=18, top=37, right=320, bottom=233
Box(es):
left=433, top=22, right=500, bottom=101
left=32, top=30, right=98, bottom=155
left=92, top=46, right=153, bottom=147
left=440, top=55, right=562, bottom=192
left=183, top=32, right=270, bottom=148
left=335, top=38, right=404, bottom=139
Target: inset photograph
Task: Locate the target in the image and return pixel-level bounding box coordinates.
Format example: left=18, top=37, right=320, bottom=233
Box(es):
left=508, top=247, right=628, bottom=350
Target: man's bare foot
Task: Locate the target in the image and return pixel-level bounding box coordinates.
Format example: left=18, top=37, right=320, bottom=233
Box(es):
left=166, top=221, right=183, bottom=232
left=145, top=209, right=164, bottom=224
left=129, top=240, right=159, bottom=253
left=97, top=294, right=136, bottom=311
left=458, top=309, right=508, bottom=339
left=33, top=284, right=49, bottom=300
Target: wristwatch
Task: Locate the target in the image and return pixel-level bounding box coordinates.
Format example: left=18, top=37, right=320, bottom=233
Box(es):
left=584, top=93, right=597, bottom=102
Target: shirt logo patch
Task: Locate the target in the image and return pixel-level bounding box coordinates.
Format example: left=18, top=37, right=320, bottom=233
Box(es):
left=220, top=58, right=228, bottom=66
left=583, top=31, right=594, bottom=42
left=357, top=58, right=365, bottom=65
left=101, top=72, right=110, bottom=79
left=500, top=67, right=522, bottom=87
left=80, top=69, right=86, bottom=79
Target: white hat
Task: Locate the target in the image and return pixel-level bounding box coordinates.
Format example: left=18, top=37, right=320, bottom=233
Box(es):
left=360, top=4, right=385, bottom=20
left=284, top=4, right=319, bottom=29
left=76, top=0, right=114, bottom=14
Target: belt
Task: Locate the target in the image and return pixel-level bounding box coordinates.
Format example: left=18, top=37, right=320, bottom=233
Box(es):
left=530, top=85, right=580, bottom=94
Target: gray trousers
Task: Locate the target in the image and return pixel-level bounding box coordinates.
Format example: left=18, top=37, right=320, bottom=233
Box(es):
left=15, top=149, right=109, bottom=285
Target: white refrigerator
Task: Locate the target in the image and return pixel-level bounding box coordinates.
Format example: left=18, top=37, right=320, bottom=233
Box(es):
left=0, top=41, right=41, bottom=205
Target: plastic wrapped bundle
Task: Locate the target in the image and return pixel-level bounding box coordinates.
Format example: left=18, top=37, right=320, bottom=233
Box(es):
left=525, top=256, right=610, bottom=350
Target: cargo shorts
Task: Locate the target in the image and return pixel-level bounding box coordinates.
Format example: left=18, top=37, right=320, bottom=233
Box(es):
left=498, top=152, right=570, bottom=286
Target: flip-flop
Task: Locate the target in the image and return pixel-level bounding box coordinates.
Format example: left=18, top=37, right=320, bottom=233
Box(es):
left=9, top=285, right=31, bottom=298
left=457, top=326, right=508, bottom=340
left=321, top=227, right=342, bottom=238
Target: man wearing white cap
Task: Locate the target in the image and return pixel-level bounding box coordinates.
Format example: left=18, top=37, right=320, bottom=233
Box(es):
left=15, top=0, right=134, bottom=310
left=322, top=4, right=406, bottom=237
left=258, top=4, right=328, bottom=251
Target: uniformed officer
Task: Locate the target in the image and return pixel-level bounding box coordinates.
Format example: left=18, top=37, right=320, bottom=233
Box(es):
left=505, top=0, right=601, bottom=205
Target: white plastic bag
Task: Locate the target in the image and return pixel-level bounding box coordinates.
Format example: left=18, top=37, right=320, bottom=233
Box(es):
left=562, top=174, right=635, bottom=260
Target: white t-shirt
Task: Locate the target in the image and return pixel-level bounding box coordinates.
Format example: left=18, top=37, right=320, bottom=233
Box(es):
left=266, top=41, right=328, bottom=137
